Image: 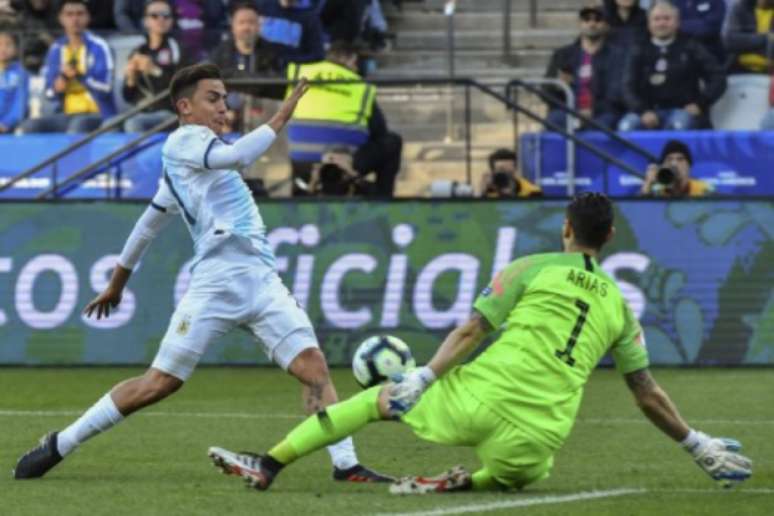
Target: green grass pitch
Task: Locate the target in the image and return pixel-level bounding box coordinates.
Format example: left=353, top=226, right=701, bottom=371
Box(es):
left=1, top=368, right=772, bottom=515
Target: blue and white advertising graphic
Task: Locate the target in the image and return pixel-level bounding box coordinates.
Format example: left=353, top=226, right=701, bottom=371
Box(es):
left=521, top=130, right=774, bottom=196
left=0, top=200, right=771, bottom=366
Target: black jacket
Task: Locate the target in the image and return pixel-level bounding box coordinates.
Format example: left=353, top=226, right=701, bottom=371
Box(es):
left=209, top=37, right=284, bottom=78
left=544, top=38, right=625, bottom=117
left=208, top=37, right=285, bottom=98
left=622, top=35, right=726, bottom=112
left=603, top=0, right=648, bottom=47
left=122, top=36, right=184, bottom=112
left=724, top=0, right=774, bottom=69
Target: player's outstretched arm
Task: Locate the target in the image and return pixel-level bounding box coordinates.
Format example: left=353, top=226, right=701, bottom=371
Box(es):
left=267, top=77, right=309, bottom=134
left=624, top=367, right=690, bottom=440
left=205, top=78, right=309, bottom=170
left=426, top=311, right=493, bottom=378
left=624, top=367, right=752, bottom=486
left=84, top=204, right=174, bottom=319
left=383, top=312, right=492, bottom=417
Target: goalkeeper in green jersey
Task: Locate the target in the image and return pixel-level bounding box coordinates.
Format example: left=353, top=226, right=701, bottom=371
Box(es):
left=208, top=193, right=752, bottom=493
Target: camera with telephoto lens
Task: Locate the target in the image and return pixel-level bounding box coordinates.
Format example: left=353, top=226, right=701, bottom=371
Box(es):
left=318, top=163, right=352, bottom=196
left=656, top=166, right=677, bottom=187
left=485, top=171, right=521, bottom=197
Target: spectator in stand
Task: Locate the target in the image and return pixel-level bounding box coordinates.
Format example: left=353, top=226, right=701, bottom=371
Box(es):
left=116, top=0, right=225, bottom=62
left=121, top=0, right=183, bottom=133
left=320, top=0, right=368, bottom=44
left=672, top=0, right=727, bottom=61
left=604, top=0, right=648, bottom=45
left=618, top=1, right=726, bottom=131
left=210, top=2, right=283, bottom=79
left=114, top=0, right=146, bottom=32
left=640, top=139, right=713, bottom=196
left=544, top=5, right=625, bottom=130
left=255, top=0, right=325, bottom=65
left=0, top=1, right=21, bottom=29
left=19, top=0, right=115, bottom=134
left=724, top=0, right=774, bottom=73
left=287, top=41, right=402, bottom=197
left=10, top=0, right=58, bottom=73
left=173, top=0, right=227, bottom=62
left=0, top=31, right=28, bottom=133
left=87, top=0, right=117, bottom=30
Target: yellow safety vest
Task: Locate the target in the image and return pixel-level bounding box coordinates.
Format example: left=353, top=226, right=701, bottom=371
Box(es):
left=286, top=61, right=376, bottom=127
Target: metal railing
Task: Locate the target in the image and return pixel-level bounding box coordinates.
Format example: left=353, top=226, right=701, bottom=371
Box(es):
left=2, top=77, right=654, bottom=199
left=36, top=117, right=177, bottom=199
left=508, top=78, right=576, bottom=193
left=506, top=79, right=659, bottom=164
left=0, top=90, right=170, bottom=194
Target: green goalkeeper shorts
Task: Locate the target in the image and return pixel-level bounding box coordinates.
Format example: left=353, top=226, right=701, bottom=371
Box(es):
left=401, top=368, right=554, bottom=489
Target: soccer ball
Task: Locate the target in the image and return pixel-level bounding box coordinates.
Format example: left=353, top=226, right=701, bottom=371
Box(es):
left=352, top=335, right=415, bottom=388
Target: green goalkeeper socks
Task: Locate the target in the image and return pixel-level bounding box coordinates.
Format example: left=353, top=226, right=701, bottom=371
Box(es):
left=268, top=386, right=382, bottom=465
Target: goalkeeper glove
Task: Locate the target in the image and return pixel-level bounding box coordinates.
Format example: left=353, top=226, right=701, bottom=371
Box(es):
left=385, top=366, right=436, bottom=418
left=682, top=429, right=752, bottom=487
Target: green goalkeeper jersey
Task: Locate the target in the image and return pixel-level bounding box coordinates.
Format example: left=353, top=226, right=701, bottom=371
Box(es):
left=461, top=252, right=648, bottom=450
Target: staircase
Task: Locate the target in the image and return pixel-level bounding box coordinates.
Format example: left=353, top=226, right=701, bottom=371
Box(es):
left=369, top=0, right=582, bottom=196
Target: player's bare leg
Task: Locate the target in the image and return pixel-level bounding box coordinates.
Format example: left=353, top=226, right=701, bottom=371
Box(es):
left=208, top=349, right=392, bottom=487
left=13, top=367, right=182, bottom=479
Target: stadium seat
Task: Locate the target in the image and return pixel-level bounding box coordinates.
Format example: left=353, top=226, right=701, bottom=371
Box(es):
left=710, top=74, right=770, bottom=130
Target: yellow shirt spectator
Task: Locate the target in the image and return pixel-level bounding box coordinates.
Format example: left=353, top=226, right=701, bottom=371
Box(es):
left=62, top=45, right=99, bottom=115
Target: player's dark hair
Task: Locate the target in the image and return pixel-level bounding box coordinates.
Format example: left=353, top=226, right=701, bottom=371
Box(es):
left=58, top=0, right=89, bottom=13
left=488, top=148, right=517, bottom=172
left=169, top=63, right=223, bottom=113
left=566, top=192, right=614, bottom=251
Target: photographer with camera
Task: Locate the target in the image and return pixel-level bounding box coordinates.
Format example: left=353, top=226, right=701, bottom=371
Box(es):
left=480, top=149, right=542, bottom=198
left=301, top=146, right=374, bottom=197
left=640, top=139, right=713, bottom=197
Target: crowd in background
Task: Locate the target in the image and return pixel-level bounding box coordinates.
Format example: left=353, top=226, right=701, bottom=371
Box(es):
left=544, top=0, right=774, bottom=132
left=0, top=0, right=770, bottom=199
left=0, top=0, right=402, bottom=196
left=0, top=0, right=395, bottom=133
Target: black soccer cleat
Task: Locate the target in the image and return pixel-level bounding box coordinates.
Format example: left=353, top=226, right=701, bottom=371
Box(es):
left=333, top=464, right=395, bottom=483
left=13, top=432, right=63, bottom=479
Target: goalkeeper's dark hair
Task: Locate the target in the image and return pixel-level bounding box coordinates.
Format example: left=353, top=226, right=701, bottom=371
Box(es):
left=169, top=63, right=223, bottom=113
left=565, top=192, right=614, bottom=251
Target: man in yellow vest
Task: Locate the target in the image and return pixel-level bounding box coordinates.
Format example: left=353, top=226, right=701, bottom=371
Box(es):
left=285, top=41, right=402, bottom=197
left=640, top=139, right=713, bottom=197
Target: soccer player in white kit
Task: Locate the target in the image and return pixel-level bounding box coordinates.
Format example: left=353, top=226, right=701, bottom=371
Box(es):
left=13, top=63, right=391, bottom=484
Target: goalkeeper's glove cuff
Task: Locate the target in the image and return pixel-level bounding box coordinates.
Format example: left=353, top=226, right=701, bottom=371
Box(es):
left=416, top=366, right=437, bottom=387
left=681, top=429, right=711, bottom=456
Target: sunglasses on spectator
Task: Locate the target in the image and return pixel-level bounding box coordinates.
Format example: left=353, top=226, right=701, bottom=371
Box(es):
left=147, top=12, right=172, bottom=19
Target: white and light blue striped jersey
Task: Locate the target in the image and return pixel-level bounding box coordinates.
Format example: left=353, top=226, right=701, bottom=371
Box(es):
left=156, top=124, right=276, bottom=271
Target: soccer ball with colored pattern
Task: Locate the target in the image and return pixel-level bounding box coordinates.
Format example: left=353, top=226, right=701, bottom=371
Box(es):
left=352, top=335, right=415, bottom=388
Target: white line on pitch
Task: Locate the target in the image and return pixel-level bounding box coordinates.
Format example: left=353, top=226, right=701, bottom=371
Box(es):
left=654, top=488, right=774, bottom=495
left=579, top=418, right=774, bottom=425
left=1, top=410, right=772, bottom=426
left=0, top=409, right=302, bottom=419
left=374, top=488, right=645, bottom=516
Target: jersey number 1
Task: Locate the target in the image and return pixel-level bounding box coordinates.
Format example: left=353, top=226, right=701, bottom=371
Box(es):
left=555, top=299, right=590, bottom=367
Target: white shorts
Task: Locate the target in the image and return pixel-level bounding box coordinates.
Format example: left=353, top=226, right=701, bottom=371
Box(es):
left=151, top=265, right=318, bottom=381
